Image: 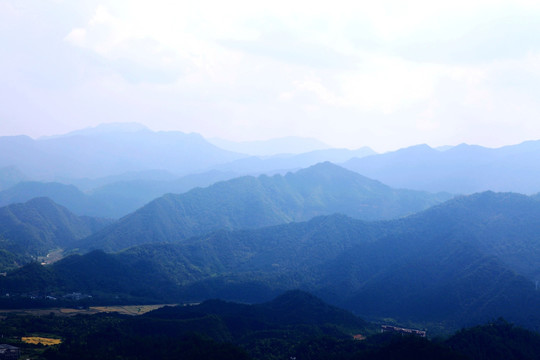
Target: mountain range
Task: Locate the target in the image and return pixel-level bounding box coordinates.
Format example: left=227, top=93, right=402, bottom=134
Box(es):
left=0, top=170, right=238, bottom=218
left=5, top=123, right=540, bottom=338
left=4, top=191, right=540, bottom=332
left=0, top=123, right=376, bottom=184
left=79, top=162, right=451, bottom=252
left=207, top=136, right=332, bottom=156
left=0, top=123, right=243, bottom=180
left=5, top=124, right=540, bottom=198
left=343, top=141, right=540, bottom=194
left=214, top=147, right=376, bottom=175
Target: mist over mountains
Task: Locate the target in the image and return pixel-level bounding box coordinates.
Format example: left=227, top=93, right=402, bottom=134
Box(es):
left=2, top=123, right=540, bottom=347
left=0, top=170, right=239, bottom=218
left=0, top=123, right=243, bottom=180
left=0, top=123, right=376, bottom=183
left=6, top=1, right=540, bottom=356
left=207, top=136, right=332, bottom=156
left=4, top=124, right=540, bottom=198
left=79, top=162, right=451, bottom=252
left=0, top=166, right=26, bottom=191
left=344, top=141, right=540, bottom=194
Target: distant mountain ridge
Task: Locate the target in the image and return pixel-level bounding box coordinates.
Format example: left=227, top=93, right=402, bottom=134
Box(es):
left=5, top=124, right=540, bottom=195
left=0, top=124, right=244, bottom=180
left=208, top=136, right=333, bottom=156
left=79, top=162, right=451, bottom=252
left=0, top=182, right=107, bottom=217
left=0, top=170, right=239, bottom=218
left=40, top=122, right=151, bottom=139
left=343, top=140, right=540, bottom=194
left=215, top=147, right=376, bottom=175
left=0, top=166, right=26, bottom=191
left=0, top=123, right=376, bottom=183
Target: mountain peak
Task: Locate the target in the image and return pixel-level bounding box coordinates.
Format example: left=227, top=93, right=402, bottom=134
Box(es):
left=294, top=161, right=354, bottom=176
left=74, top=122, right=150, bottom=135
left=42, top=122, right=151, bottom=139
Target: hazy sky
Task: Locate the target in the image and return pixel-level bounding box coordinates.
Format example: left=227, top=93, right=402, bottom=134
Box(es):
left=2, top=0, right=540, bottom=152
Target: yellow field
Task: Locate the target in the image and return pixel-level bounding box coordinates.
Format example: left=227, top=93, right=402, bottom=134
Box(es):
left=22, top=337, right=62, bottom=346
left=89, top=304, right=174, bottom=315
left=0, top=304, right=176, bottom=317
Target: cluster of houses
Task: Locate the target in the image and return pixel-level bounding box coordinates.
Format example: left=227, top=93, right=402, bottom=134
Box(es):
left=8, top=292, right=92, bottom=301
left=0, top=344, right=19, bottom=360
left=381, top=324, right=427, bottom=337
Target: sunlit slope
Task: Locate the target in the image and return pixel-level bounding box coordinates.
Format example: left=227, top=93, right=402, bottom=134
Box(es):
left=80, top=162, right=451, bottom=251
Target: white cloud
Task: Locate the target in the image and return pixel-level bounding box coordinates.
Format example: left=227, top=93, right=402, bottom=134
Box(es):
left=4, top=0, right=540, bottom=151
left=64, top=28, right=87, bottom=46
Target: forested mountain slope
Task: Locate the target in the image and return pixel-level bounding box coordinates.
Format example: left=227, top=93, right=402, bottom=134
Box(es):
left=0, top=198, right=112, bottom=270
left=80, top=162, right=451, bottom=251
left=0, top=170, right=238, bottom=219
left=4, top=192, right=540, bottom=331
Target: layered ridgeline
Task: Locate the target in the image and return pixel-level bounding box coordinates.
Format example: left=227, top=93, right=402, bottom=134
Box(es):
left=214, top=147, right=376, bottom=175
left=208, top=136, right=332, bottom=155
left=0, top=182, right=107, bottom=218
left=5, top=192, right=540, bottom=331
left=80, top=162, right=451, bottom=252
left=0, top=123, right=375, bottom=184
left=0, top=169, right=237, bottom=219
left=0, top=123, right=244, bottom=180
left=343, top=141, right=540, bottom=194
left=0, top=198, right=112, bottom=270
left=0, top=166, right=26, bottom=191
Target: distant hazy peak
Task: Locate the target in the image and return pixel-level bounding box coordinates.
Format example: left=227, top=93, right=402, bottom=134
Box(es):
left=293, top=161, right=353, bottom=175
left=0, top=197, right=68, bottom=217
left=208, top=136, right=331, bottom=156
left=416, top=191, right=537, bottom=219
left=446, top=143, right=490, bottom=152
left=21, top=196, right=59, bottom=208
left=0, top=166, right=27, bottom=190
left=40, top=122, right=151, bottom=139
left=400, top=143, right=435, bottom=152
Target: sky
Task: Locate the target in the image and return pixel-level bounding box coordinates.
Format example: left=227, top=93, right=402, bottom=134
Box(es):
left=2, top=0, right=540, bottom=152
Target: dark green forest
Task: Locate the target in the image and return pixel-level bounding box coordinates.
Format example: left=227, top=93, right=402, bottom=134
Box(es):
left=1, top=158, right=540, bottom=359
left=80, top=162, right=450, bottom=252
left=2, top=292, right=540, bottom=360
left=2, top=191, right=540, bottom=333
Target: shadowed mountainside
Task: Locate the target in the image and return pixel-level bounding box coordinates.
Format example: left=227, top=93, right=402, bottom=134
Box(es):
left=4, top=192, right=540, bottom=331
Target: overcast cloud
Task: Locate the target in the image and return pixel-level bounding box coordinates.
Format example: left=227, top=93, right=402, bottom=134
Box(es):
left=2, top=0, right=540, bottom=151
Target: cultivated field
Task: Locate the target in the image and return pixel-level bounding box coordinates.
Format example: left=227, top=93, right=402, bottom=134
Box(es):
left=22, top=336, right=62, bottom=346
left=0, top=304, right=176, bottom=317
